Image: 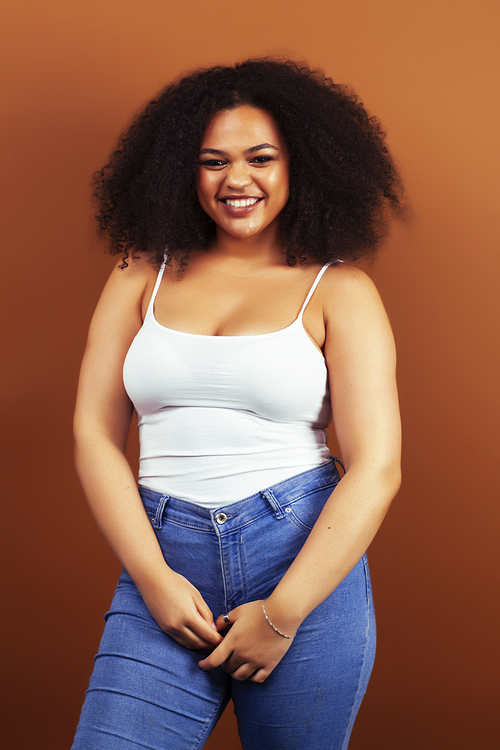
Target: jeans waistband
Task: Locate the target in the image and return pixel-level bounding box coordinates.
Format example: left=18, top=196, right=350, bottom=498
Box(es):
left=139, top=457, right=343, bottom=535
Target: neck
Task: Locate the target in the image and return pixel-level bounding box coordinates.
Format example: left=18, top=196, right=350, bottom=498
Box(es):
left=210, top=224, right=286, bottom=269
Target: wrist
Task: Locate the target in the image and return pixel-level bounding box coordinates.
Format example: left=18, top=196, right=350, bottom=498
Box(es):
left=262, top=600, right=297, bottom=639
left=262, top=591, right=305, bottom=635
left=130, top=559, right=176, bottom=596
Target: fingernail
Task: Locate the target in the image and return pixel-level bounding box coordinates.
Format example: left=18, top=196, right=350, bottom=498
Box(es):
left=212, top=622, right=217, bottom=630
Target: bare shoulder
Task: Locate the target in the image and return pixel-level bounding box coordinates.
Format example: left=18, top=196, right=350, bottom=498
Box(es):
left=87, top=255, right=159, bottom=342
left=321, top=262, right=379, bottom=294
left=319, top=262, right=386, bottom=317
left=318, top=262, right=396, bottom=365
left=97, top=255, right=158, bottom=312
left=105, top=255, right=158, bottom=292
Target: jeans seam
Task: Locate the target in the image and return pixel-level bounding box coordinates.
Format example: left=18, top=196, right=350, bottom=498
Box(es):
left=189, top=694, right=228, bottom=750
left=341, top=557, right=373, bottom=749
left=286, top=510, right=314, bottom=532
left=163, top=519, right=214, bottom=532
left=218, top=532, right=230, bottom=612
left=284, top=480, right=340, bottom=531
left=239, top=531, right=248, bottom=607
left=288, top=479, right=339, bottom=503
left=221, top=507, right=274, bottom=533
left=363, top=555, right=370, bottom=599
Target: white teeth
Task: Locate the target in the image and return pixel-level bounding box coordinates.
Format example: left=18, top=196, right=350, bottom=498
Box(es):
left=225, top=198, right=259, bottom=207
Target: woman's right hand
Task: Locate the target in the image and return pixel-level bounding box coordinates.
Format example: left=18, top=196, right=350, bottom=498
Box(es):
left=141, top=569, right=224, bottom=650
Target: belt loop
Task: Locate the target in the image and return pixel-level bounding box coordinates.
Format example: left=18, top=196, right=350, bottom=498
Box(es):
left=332, top=456, right=346, bottom=475
left=261, top=489, right=286, bottom=520
left=152, top=494, right=169, bottom=529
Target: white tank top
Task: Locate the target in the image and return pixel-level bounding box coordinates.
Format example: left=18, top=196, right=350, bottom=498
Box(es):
left=123, top=260, right=337, bottom=507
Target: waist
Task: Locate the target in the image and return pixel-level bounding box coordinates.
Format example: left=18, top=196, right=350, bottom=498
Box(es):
left=139, top=457, right=342, bottom=529
left=138, top=445, right=332, bottom=508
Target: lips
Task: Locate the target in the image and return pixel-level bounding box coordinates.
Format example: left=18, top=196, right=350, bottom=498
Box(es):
left=218, top=196, right=263, bottom=216
left=223, top=197, right=261, bottom=208
left=220, top=196, right=263, bottom=206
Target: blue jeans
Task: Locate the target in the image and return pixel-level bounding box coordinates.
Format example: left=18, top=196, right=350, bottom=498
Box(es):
left=72, top=458, right=376, bottom=749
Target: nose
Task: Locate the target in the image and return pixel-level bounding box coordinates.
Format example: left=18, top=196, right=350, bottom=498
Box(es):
left=226, top=161, right=253, bottom=190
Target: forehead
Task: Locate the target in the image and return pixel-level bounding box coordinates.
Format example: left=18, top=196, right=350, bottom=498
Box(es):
left=200, top=105, right=286, bottom=150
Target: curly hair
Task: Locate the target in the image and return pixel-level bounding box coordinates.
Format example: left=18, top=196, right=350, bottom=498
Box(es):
left=93, top=58, right=405, bottom=268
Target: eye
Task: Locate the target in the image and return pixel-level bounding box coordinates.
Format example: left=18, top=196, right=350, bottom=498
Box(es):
left=199, top=159, right=227, bottom=169
left=251, top=155, right=274, bottom=164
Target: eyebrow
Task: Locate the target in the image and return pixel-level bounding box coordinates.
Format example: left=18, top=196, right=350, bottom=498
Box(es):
left=199, top=143, right=279, bottom=156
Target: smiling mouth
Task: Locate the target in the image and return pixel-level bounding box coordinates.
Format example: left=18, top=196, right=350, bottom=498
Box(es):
left=221, top=197, right=262, bottom=208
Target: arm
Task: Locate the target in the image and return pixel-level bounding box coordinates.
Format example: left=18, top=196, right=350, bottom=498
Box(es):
left=198, top=265, right=401, bottom=679
left=74, top=259, right=222, bottom=650
left=265, top=265, right=401, bottom=625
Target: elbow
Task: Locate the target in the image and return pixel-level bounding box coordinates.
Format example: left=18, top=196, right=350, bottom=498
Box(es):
left=390, top=466, right=402, bottom=499
left=360, top=455, right=402, bottom=506
left=366, top=462, right=401, bottom=520
left=345, top=452, right=402, bottom=498
left=380, top=460, right=402, bottom=504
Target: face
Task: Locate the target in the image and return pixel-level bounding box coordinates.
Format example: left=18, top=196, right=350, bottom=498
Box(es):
left=196, top=105, right=290, bottom=242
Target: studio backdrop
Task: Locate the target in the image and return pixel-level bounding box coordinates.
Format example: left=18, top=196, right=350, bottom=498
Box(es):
left=1, top=1, right=499, bottom=748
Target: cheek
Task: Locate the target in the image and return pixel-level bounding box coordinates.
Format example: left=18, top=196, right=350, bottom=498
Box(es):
left=196, top=174, right=214, bottom=210
left=268, top=169, right=289, bottom=205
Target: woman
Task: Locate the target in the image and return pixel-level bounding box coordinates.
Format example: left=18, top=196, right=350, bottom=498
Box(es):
left=72, top=59, right=403, bottom=749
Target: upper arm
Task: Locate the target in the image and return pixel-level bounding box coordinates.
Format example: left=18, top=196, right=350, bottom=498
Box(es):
left=322, top=265, right=401, bottom=474
left=74, top=259, right=156, bottom=450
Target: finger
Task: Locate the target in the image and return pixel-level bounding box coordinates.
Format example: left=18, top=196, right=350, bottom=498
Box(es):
left=248, top=668, right=269, bottom=683
left=197, top=641, right=232, bottom=671
left=227, top=663, right=258, bottom=681
left=171, top=630, right=215, bottom=650
left=190, top=614, right=223, bottom=646
left=194, top=594, right=215, bottom=626
left=215, top=613, right=232, bottom=632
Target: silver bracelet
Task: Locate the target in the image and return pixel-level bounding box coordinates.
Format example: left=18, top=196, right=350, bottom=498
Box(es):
left=262, top=600, right=297, bottom=639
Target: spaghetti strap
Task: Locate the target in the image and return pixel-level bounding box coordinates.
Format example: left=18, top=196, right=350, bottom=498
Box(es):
left=145, top=250, right=168, bottom=318
left=298, top=261, right=341, bottom=319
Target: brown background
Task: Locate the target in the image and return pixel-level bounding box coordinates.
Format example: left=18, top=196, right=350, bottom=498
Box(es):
left=1, top=1, right=499, bottom=748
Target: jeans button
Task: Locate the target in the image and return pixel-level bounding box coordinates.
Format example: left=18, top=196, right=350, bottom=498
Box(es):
left=215, top=512, right=228, bottom=525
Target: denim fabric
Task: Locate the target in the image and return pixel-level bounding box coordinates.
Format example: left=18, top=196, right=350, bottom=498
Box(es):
left=72, top=458, right=376, bottom=750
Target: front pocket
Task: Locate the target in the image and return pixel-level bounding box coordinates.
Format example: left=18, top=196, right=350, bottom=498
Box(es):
left=286, top=480, right=340, bottom=532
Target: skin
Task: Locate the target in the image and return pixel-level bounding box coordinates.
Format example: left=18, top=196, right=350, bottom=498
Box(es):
left=196, top=106, right=290, bottom=246
left=74, top=105, right=401, bottom=684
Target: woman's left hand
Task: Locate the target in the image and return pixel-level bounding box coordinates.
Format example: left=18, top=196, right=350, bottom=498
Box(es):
left=197, top=600, right=295, bottom=682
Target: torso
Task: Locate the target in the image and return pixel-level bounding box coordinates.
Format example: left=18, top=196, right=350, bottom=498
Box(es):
left=124, top=252, right=336, bottom=506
